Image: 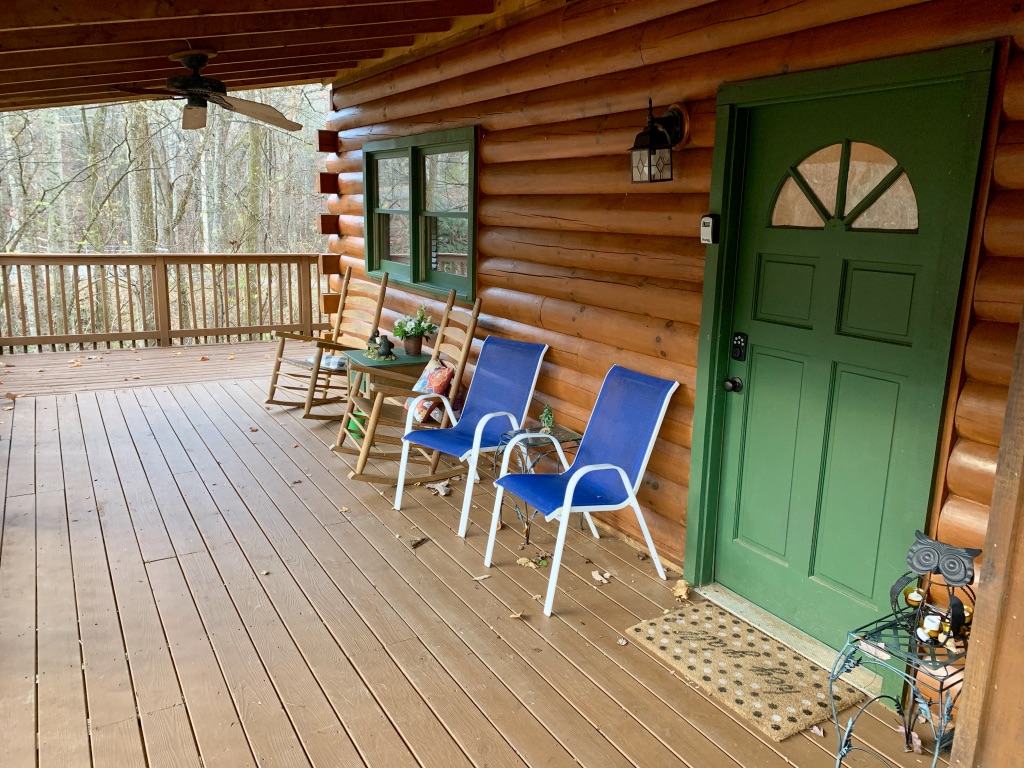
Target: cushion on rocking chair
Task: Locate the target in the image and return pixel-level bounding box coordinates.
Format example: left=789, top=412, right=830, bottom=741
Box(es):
left=405, top=360, right=454, bottom=423
left=306, top=354, right=347, bottom=371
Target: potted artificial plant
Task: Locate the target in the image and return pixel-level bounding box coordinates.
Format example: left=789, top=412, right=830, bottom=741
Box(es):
left=393, top=306, right=438, bottom=355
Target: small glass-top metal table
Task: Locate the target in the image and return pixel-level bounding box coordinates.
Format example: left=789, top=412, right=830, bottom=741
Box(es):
left=492, top=424, right=583, bottom=544
left=829, top=615, right=966, bottom=767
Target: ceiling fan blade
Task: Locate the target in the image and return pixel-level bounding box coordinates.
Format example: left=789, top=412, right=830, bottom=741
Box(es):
left=212, top=93, right=302, bottom=131
left=182, top=104, right=207, bottom=130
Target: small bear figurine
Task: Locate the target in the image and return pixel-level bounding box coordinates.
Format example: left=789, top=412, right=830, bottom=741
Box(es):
left=375, top=334, right=395, bottom=359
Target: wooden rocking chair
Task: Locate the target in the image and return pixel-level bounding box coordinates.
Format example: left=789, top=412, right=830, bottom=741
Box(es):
left=333, top=291, right=481, bottom=483
left=266, top=266, right=387, bottom=419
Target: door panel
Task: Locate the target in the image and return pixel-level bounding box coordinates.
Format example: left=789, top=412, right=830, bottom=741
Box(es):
left=712, top=49, right=993, bottom=649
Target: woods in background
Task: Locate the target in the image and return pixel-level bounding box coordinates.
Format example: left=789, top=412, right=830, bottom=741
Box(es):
left=0, top=84, right=325, bottom=255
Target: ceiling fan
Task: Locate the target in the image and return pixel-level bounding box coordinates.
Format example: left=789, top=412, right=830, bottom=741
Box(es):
left=120, top=50, right=303, bottom=132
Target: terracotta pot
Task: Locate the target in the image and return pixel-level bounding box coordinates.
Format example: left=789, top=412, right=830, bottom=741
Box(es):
left=403, top=336, right=423, bottom=355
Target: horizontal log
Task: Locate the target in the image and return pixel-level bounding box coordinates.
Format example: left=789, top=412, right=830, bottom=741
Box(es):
left=331, top=0, right=714, bottom=108
left=328, top=0, right=1017, bottom=136
left=955, top=380, right=1008, bottom=447
left=478, top=194, right=706, bottom=237
left=480, top=103, right=717, bottom=163
left=993, top=123, right=1024, bottom=190
left=476, top=310, right=698, bottom=394
left=477, top=256, right=702, bottom=326
left=316, top=172, right=340, bottom=195
left=479, top=286, right=699, bottom=367
left=325, top=151, right=362, bottom=174
left=330, top=0, right=927, bottom=128
left=946, top=438, right=999, bottom=506
left=479, top=150, right=713, bottom=196
left=338, top=173, right=363, bottom=196
left=594, top=509, right=685, bottom=568
left=974, top=257, right=1024, bottom=322
left=936, top=494, right=989, bottom=552
left=983, top=191, right=1024, bottom=257
left=477, top=226, right=706, bottom=283
left=326, top=194, right=364, bottom=216
left=965, top=320, right=1018, bottom=386
left=1004, top=54, right=1024, bottom=122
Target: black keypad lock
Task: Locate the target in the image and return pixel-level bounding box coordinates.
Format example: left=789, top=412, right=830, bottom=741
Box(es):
left=731, top=332, right=748, bottom=361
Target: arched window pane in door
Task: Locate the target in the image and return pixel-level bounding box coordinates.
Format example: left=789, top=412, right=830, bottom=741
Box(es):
left=846, top=142, right=899, bottom=212
left=771, top=176, right=826, bottom=228
left=850, top=172, right=918, bottom=230
left=770, top=140, right=918, bottom=232
left=797, top=144, right=842, bottom=216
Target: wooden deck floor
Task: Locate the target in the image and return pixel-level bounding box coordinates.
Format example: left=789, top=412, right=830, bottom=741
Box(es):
left=0, top=347, right=943, bottom=768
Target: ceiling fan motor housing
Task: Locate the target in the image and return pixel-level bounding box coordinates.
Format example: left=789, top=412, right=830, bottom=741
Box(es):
left=166, top=75, right=227, bottom=96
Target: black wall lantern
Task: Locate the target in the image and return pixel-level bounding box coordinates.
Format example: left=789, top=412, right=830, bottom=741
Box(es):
left=630, top=99, right=690, bottom=183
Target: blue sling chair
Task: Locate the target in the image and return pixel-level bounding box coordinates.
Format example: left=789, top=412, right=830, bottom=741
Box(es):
left=394, top=336, right=548, bottom=539
left=486, top=365, right=678, bottom=616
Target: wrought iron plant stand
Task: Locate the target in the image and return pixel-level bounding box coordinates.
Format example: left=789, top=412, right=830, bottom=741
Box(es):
left=829, top=532, right=980, bottom=767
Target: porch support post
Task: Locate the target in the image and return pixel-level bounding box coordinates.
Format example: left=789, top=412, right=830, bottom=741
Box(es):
left=298, top=254, right=314, bottom=337
left=151, top=254, right=172, bottom=347
left=951, top=302, right=1024, bottom=766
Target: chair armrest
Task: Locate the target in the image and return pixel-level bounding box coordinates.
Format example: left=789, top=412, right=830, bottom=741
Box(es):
left=313, top=339, right=357, bottom=353
left=273, top=330, right=320, bottom=342
left=495, top=430, right=569, bottom=479
left=550, top=463, right=631, bottom=521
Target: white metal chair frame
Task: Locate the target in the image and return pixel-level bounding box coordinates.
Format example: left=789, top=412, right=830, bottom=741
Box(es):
left=486, top=376, right=677, bottom=617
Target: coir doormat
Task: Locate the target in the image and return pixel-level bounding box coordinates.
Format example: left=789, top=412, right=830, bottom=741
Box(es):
left=627, top=601, right=866, bottom=741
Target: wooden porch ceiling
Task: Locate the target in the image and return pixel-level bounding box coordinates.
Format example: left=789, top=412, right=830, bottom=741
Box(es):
left=0, top=0, right=496, bottom=112
left=0, top=344, right=943, bottom=768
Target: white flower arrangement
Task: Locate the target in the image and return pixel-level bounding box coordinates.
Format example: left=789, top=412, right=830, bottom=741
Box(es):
left=393, top=306, right=438, bottom=340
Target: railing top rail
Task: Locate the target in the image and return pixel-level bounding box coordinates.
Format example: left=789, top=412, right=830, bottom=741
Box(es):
left=0, top=253, right=318, bottom=267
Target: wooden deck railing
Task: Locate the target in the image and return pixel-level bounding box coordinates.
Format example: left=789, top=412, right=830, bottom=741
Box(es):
left=0, top=254, right=328, bottom=353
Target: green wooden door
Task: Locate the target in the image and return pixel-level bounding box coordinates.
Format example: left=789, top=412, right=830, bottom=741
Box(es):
left=713, top=48, right=993, bottom=649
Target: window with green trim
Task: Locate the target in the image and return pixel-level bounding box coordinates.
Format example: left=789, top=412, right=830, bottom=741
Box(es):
left=364, top=127, right=477, bottom=300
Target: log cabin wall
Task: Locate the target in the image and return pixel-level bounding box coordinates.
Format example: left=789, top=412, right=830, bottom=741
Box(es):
left=319, top=0, right=1024, bottom=567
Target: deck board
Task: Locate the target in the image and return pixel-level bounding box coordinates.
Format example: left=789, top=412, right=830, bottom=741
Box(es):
left=0, top=347, right=953, bottom=768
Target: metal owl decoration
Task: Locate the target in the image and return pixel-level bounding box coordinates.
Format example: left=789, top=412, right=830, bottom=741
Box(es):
left=888, top=531, right=981, bottom=644
left=906, top=530, right=981, bottom=587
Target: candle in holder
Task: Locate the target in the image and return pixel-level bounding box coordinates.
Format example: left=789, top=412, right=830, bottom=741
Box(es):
left=904, top=586, right=925, bottom=607
left=963, top=606, right=973, bottom=626
left=922, top=614, right=941, bottom=639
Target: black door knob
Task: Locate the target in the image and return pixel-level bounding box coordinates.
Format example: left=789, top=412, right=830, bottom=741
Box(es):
left=723, top=377, right=744, bottom=393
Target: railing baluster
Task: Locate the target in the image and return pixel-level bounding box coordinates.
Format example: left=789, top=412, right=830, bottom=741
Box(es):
left=198, top=263, right=209, bottom=344
left=17, top=266, right=29, bottom=354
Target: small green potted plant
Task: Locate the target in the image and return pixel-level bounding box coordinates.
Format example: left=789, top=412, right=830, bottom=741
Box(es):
left=393, top=306, right=438, bottom=355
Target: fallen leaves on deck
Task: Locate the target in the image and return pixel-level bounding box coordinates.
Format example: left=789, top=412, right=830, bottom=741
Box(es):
left=509, top=611, right=524, bottom=620
left=228, top=354, right=235, bottom=360
left=410, top=536, right=429, bottom=549
left=425, top=480, right=452, bottom=496
left=591, top=571, right=611, bottom=584
left=472, top=575, right=490, bottom=582
left=199, top=356, right=209, bottom=361
left=809, top=725, right=825, bottom=738
left=517, top=557, right=538, bottom=569
left=4, top=392, right=20, bottom=400
left=249, top=427, right=259, bottom=433
left=897, top=727, right=923, bottom=754
left=672, top=579, right=691, bottom=601
left=616, top=637, right=628, bottom=646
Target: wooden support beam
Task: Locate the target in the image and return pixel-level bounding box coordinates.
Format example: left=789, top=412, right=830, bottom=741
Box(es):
left=0, top=1, right=493, bottom=54
left=952, top=304, right=1024, bottom=766
left=0, top=26, right=434, bottom=72
left=317, top=255, right=343, bottom=275
left=320, top=293, right=342, bottom=315
left=319, top=215, right=341, bottom=237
